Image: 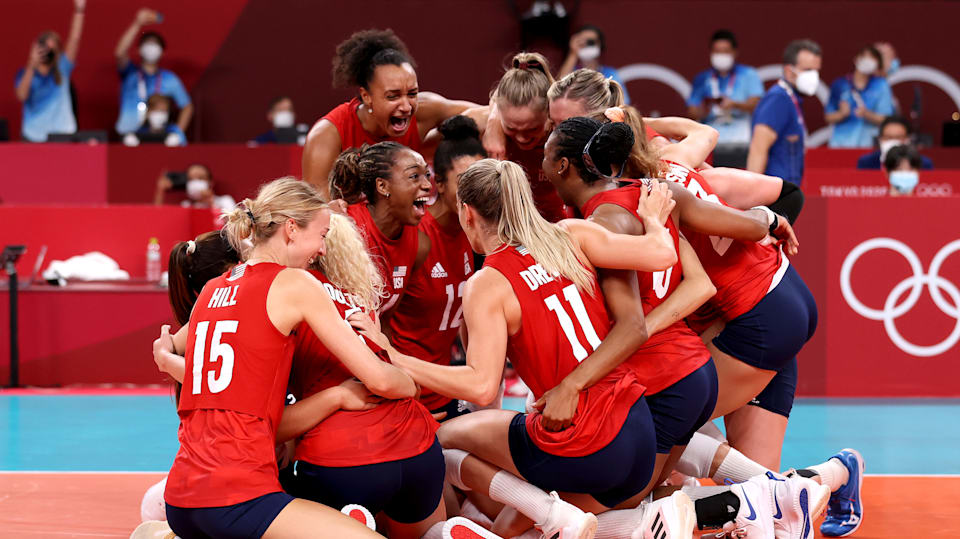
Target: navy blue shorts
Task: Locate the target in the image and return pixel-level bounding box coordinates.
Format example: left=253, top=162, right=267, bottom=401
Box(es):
left=647, top=360, right=719, bottom=453
left=286, top=439, right=444, bottom=524
left=508, top=398, right=656, bottom=508
left=166, top=491, right=294, bottom=539
left=431, top=398, right=472, bottom=422
left=712, top=264, right=817, bottom=373
left=749, top=356, right=798, bottom=418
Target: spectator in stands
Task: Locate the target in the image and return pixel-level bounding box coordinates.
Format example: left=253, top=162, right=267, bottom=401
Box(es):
left=884, top=144, right=921, bottom=197
left=824, top=45, right=894, bottom=148
left=857, top=116, right=933, bottom=170
left=250, top=96, right=306, bottom=145
left=114, top=8, right=193, bottom=136
left=747, top=39, right=822, bottom=186
left=154, top=164, right=236, bottom=214
left=557, top=24, right=630, bottom=104
left=14, top=0, right=86, bottom=142
left=686, top=30, right=764, bottom=145
left=128, top=94, right=186, bottom=146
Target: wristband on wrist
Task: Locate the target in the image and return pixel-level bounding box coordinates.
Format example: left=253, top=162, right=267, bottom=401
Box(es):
left=751, top=206, right=778, bottom=234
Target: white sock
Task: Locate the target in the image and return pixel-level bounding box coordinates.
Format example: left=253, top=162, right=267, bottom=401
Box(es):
left=488, top=470, right=554, bottom=526
left=714, top=446, right=773, bottom=484
left=675, top=432, right=722, bottom=479
left=808, top=459, right=850, bottom=492
left=423, top=521, right=445, bottom=539
left=444, top=449, right=471, bottom=491
left=461, top=499, right=494, bottom=528
left=698, top=421, right=727, bottom=442
left=681, top=485, right=731, bottom=501
left=595, top=507, right=644, bottom=538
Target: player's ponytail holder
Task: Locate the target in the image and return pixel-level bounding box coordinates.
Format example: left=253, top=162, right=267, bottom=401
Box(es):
left=245, top=208, right=256, bottom=226
left=604, top=107, right=625, bottom=123
left=582, top=126, right=627, bottom=180
left=186, top=240, right=196, bottom=254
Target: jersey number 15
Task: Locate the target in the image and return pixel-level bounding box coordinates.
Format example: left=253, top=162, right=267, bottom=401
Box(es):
left=192, top=320, right=238, bottom=395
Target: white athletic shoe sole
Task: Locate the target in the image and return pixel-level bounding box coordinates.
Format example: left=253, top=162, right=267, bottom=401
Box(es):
left=341, top=504, right=376, bottom=530
left=770, top=477, right=822, bottom=539
left=129, top=520, right=176, bottom=539
left=539, top=491, right=598, bottom=539
left=442, top=516, right=504, bottom=539
left=632, top=491, right=696, bottom=539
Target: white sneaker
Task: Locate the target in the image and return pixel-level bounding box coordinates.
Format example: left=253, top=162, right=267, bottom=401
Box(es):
left=720, top=476, right=775, bottom=538
left=129, top=520, right=176, bottom=539
left=632, top=491, right=696, bottom=539
left=442, top=516, right=504, bottom=539
left=537, top=491, right=598, bottom=539
left=767, top=475, right=830, bottom=539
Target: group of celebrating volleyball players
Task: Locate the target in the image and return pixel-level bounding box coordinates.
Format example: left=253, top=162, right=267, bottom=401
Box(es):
left=141, top=28, right=866, bottom=539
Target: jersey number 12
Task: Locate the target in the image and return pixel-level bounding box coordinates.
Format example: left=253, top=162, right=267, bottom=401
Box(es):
left=192, top=320, right=238, bottom=395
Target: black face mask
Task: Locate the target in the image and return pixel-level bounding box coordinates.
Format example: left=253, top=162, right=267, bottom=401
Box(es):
left=40, top=48, right=56, bottom=65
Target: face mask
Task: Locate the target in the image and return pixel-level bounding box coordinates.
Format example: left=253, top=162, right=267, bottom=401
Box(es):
left=889, top=170, right=918, bottom=194
left=887, top=58, right=901, bottom=75
left=879, top=139, right=906, bottom=163
left=711, top=53, right=734, bottom=72
left=273, top=110, right=295, bottom=129
left=147, top=110, right=168, bottom=129
left=140, top=42, right=163, bottom=63
left=856, top=57, right=878, bottom=75
left=186, top=179, right=210, bottom=200
left=578, top=45, right=601, bottom=62
left=795, top=68, right=820, bottom=96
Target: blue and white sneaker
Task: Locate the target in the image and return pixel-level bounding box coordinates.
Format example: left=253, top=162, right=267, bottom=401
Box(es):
left=820, top=448, right=865, bottom=537
left=719, top=475, right=775, bottom=538
left=767, top=472, right=829, bottom=539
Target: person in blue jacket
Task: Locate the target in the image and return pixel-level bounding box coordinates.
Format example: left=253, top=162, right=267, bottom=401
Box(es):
left=824, top=45, right=894, bottom=148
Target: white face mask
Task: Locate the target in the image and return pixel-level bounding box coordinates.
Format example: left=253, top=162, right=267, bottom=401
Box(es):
left=711, top=53, right=735, bottom=72
left=794, top=69, right=820, bottom=96
left=147, top=110, right=169, bottom=129
left=889, top=170, right=919, bottom=194
left=856, top=57, right=878, bottom=75
left=273, top=110, right=295, bottom=129
left=578, top=45, right=601, bottom=62
left=879, top=139, right=907, bottom=163
left=186, top=179, right=210, bottom=200
left=140, top=42, right=163, bottom=63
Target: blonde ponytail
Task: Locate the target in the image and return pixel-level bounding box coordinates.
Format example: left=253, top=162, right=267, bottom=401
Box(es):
left=458, top=159, right=594, bottom=293
left=494, top=52, right=555, bottom=112
left=314, top=213, right=385, bottom=311
left=222, top=177, right=328, bottom=256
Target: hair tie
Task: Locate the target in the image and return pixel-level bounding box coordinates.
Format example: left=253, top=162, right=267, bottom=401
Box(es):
left=245, top=209, right=256, bottom=225
left=582, top=126, right=627, bottom=180
left=186, top=240, right=196, bottom=254
left=514, top=59, right=540, bottom=72
left=604, top=107, right=625, bottom=123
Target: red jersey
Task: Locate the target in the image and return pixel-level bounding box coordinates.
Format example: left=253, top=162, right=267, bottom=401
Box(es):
left=507, top=140, right=572, bottom=223
left=166, top=262, right=295, bottom=508
left=483, top=245, right=645, bottom=457
left=290, top=270, right=438, bottom=467
left=660, top=160, right=786, bottom=330
left=347, top=203, right=419, bottom=312
left=388, top=211, right=474, bottom=411
left=581, top=185, right=711, bottom=394
left=322, top=98, right=422, bottom=152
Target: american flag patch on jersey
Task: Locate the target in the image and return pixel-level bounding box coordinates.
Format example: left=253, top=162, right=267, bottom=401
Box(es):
left=227, top=264, right=247, bottom=281
left=517, top=246, right=530, bottom=256
left=393, top=266, right=407, bottom=277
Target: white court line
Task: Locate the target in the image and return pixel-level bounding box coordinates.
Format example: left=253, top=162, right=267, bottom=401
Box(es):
left=2, top=471, right=959, bottom=477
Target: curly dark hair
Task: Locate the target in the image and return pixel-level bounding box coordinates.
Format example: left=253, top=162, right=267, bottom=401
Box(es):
left=434, top=116, right=486, bottom=183
left=553, top=117, right=635, bottom=183
left=332, top=29, right=416, bottom=89
left=329, top=142, right=408, bottom=203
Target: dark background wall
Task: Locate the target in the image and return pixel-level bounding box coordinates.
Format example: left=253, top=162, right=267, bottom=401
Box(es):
left=3, top=0, right=958, bottom=144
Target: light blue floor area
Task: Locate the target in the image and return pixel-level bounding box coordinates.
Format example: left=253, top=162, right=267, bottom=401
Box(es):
left=1, top=395, right=957, bottom=474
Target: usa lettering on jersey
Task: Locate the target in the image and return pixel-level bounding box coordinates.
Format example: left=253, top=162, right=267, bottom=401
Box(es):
left=393, top=265, right=407, bottom=290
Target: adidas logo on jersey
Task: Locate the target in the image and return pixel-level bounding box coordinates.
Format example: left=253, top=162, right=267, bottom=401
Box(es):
left=431, top=262, right=448, bottom=278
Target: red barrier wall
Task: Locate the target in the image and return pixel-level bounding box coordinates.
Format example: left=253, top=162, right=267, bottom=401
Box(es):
left=2, top=1, right=959, bottom=144
left=804, top=169, right=959, bottom=198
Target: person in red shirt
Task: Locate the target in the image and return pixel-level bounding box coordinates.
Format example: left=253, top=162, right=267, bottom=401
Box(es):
left=354, top=159, right=704, bottom=538
left=303, top=29, right=479, bottom=199
left=329, top=142, right=432, bottom=317
left=157, top=178, right=417, bottom=538
left=389, top=116, right=487, bottom=419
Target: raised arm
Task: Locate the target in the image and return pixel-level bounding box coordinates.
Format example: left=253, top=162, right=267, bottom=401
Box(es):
left=371, top=269, right=509, bottom=406
left=302, top=120, right=343, bottom=199
left=282, top=270, right=417, bottom=399
left=415, top=93, right=479, bottom=137
left=16, top=44, right=42, bottom=102
left=746, top=123, right=777, bottom=174
left=642, top=234, right=715, bottom=336
left=644, top=116, right=719, bottom=170
left=64, top=0, right=86, bottom=64
left=115, top=8, right=158, bottom=68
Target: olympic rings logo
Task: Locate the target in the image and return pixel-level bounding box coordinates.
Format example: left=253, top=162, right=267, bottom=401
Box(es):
left=840, top=238, right=960, bottom=357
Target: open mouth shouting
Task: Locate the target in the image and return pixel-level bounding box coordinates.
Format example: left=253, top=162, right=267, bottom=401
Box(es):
left=389, top=114, right=411, bottom=136
left=412, top=195, right=429, bottom=219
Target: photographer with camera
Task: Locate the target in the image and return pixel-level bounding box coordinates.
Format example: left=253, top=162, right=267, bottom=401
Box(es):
left=557, top=24, right=630, bottom=104
left=14, top=0, right=86, bottom=142
left=154, top=164, right=236, bottom=227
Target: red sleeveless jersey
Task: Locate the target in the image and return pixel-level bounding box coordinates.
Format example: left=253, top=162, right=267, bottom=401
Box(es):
left=289, top=270, right=438, bottom=467
left=581, top=185, right=711, bottom=394
left=322, top=98, right=422, bottom=152
left=483, top=245, right=645, bottom=457
left=347, top=203, right=420, bottom=312
left=165, top=262, right=295, bottom=508
left=506, top=140, right=572, bottom=223
left=660, top=160, right=785, bottom=330
left=388, top=211, right=474, bottom=411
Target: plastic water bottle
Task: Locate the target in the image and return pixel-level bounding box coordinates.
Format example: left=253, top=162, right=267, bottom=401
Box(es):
left=146, top=237, right=162, bottom=283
